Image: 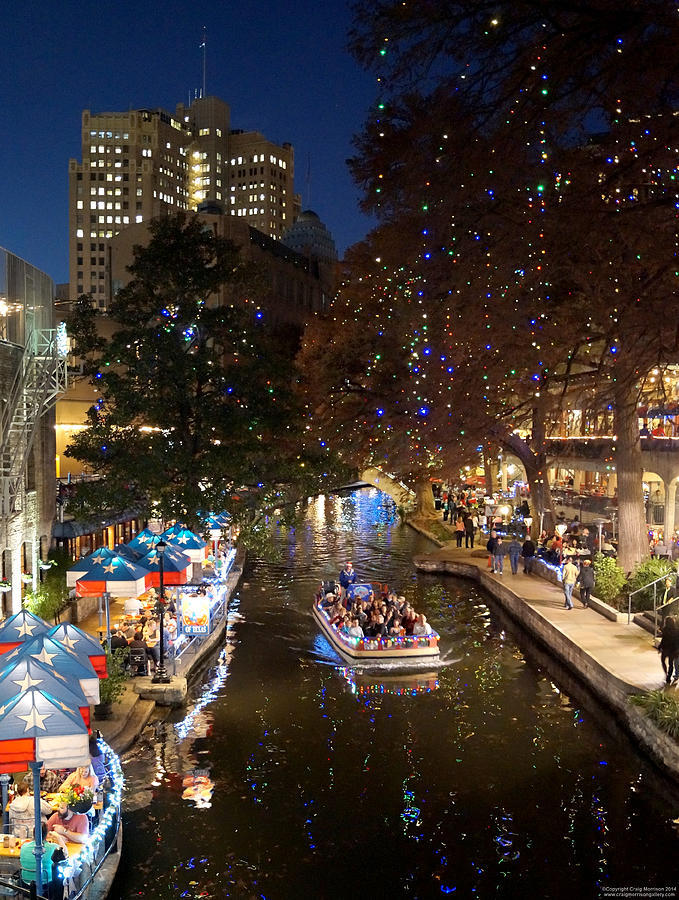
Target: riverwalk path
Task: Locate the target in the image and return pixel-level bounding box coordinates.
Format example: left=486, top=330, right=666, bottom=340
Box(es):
left=410, top=523, right=679, bottom=783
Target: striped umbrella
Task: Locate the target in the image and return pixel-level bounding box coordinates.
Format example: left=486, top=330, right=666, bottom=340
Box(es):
left=66, top=546, right=117, bottom=588
left=74, top=553, right=151, bottom=598
left=136, top=545, right=191, bottom=587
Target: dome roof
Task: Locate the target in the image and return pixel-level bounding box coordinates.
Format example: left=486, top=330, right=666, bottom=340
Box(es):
left=281, top=210, right=337, bottom=263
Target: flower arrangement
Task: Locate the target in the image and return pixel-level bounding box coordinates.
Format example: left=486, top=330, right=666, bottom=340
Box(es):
left=62, top=783, right=94, bottom=813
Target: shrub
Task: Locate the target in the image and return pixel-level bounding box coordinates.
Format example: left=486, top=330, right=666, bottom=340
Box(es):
left=630, top=690, right=679, bottom=739
left=627, top=557, right=676, bottom=612
left=592, top=553, right=627, bottom=605
left=99, top=648, right=128, bottom=706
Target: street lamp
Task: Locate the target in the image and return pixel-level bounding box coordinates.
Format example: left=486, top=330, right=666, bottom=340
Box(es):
left=152, top=540, right=171, bottom=684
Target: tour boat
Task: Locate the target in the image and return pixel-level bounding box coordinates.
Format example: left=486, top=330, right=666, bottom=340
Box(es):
left=313, top=583, right=440, bottom=664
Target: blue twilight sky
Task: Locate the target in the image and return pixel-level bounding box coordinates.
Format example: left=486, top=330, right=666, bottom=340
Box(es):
left=0, top=0, right=377, bottom=285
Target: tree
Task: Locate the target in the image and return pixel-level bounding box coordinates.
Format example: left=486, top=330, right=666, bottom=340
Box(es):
left=344, top=1, right=679, bottom=569
left=66, top=213, right=346, bottom=533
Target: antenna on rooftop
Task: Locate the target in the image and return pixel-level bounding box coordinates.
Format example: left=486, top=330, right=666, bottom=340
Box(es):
left=200, top=26, right=207, bottom=98
left=306, top=153, right=312, bottom=209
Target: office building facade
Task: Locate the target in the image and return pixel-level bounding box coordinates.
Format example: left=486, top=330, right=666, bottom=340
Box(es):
left=68, top=96, right=297, bottom=307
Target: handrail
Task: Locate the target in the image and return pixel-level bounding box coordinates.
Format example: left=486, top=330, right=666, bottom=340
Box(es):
left=627, top=567, right=678, bottom=629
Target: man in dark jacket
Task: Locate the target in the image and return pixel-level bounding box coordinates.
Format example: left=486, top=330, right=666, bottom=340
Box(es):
left=521, top=538, right=536, bottom=574
left=575, top=559, right=595, bottom=607
left=486, top=531, right=498, bottom=572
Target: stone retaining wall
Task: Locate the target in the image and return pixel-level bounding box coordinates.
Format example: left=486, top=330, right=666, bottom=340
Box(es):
left=414, top=554, right=679, bottom=785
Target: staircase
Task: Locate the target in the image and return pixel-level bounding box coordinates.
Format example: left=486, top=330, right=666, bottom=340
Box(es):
left=0, top=328, right=67, bottom=517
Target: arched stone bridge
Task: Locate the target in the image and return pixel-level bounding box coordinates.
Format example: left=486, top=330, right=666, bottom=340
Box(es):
left=359, top=467, right=415, bottom=508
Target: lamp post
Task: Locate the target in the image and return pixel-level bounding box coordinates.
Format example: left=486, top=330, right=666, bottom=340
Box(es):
left=152, top=540, right=171, bottom=684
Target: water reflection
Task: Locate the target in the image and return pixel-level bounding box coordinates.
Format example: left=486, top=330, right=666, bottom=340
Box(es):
left=113, top=490, right=679, bottom=899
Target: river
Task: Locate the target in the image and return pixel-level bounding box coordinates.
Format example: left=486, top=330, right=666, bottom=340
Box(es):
left=111, top=489, right=679, bottom=899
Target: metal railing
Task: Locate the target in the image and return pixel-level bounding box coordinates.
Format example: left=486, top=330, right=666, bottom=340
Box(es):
left=627, top=569, right=678, bottom=630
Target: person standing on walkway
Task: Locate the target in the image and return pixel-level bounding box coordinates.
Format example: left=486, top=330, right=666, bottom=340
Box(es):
left=575, top=559, right=595, bottom=608
left=492, top=536, right=507, bottom=575
left=487, top=530, right=498, bottom=572
left=657, top=616, right=679, bottom=684
left=455, top=515, right=465, bottom=547
left=507, top=536, right=522, bottom=575
left=521, top=536, right=536, bottom=574
left=464, top=513, right=476, bottom=549
left=562, top=558, right=579, bottom=609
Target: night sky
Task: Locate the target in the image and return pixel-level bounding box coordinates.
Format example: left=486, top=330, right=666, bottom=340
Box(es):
left=0, top=0, right=377, bottom=285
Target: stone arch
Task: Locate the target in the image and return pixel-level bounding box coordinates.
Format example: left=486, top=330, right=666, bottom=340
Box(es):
left=359, top=467, right=415, bottom=509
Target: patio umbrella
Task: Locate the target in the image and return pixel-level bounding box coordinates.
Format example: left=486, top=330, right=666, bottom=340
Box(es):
left=137, top=545, right=191, bottom=587
left=66, top=546, right=117, bottom=588
left=161, top=523, right=187, bottom=540
left=0, top=655, right=92, bottom=731
left=48, top=622, right=108, bottom=678
left=0, top=635, right=101, bottom=705
left=74, top=553, right=151, bottom=599
left=206, top=512, right=231, bottom=529
left=127, top=528, right=164, bottom=554
left=0, top=686, right=89, bottom=773
left=0, top=610, right=51, bottom=655
left=163, top=527, right=207, bottom=564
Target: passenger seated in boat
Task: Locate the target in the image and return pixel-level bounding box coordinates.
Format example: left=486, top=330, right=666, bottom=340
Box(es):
left=329, top=603, right=345, bottom=626
left=365, top=613, right=387, bottom=638
left=412, top=614, right=433, bottom=636
left=352, top=602, right=367, bottom=628
left=346, top=618, right=364, bottom=639
left=321, top=591, right=336, bottom=609
left=403, top=610, right=417, bottom=635
left=388, top=616, right=405, bottom=636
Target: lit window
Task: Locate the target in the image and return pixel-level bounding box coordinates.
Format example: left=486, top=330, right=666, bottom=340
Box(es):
left=199, top=128, right=210, bottom=136
left=136, top=215, right=143, bottom=223
left=76, top=228, right=84, bottom=237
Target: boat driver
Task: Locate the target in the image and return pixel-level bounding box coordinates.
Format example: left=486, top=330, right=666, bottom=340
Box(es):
left=338, top=561, right=357, bottom=601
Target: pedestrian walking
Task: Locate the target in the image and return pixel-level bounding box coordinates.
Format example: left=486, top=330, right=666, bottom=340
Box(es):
left=657, top=616, right=679, bottom=684
left=561, top=558, right=578, bottom=609
left=575, top=559, right=595, bottom=607
left=492, top=536, right=507, bottom=575
left=521, top=537, right=536, bottom=574
left=486, top=530, right=498, bottom=572
left=507, top=536, right=522, bottom=575
left=443, top=497, right=451, bottom=522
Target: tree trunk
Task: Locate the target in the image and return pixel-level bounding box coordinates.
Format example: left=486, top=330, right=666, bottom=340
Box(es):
left=483, top=452, right=496, bottom=494
left=613, top=381, right=648, bottom=575
left=413, top=476, right=437, bottom=518
left=497, top=416, right=555, bottom=538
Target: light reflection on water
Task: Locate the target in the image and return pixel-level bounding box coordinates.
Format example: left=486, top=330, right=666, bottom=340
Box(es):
left=113, top=489, right=679, bottom=899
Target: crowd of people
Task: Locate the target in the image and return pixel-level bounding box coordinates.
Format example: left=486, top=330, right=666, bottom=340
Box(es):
left=318, top=564, right=434, bottom=642
left=4, top=738, right=110, bottom=897
left=109, top=588, right=179, bottom=673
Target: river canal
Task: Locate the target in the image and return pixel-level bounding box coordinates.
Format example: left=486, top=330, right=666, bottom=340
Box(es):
left=112, top=489, right=679, bottom=899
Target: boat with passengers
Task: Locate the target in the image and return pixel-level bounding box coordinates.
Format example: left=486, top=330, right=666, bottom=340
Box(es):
left=312, top=581, right=440, bottom=664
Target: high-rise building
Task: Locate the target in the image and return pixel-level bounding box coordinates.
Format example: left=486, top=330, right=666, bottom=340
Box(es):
left=68, top=96, right=297, bottom=307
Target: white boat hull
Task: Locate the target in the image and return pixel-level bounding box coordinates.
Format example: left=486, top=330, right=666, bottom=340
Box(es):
left=312, top=603, right=440, bottom=663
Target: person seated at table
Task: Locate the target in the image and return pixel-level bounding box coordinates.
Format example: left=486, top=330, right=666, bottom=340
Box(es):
left=123, top=595, right=142, bottom=616
left=110, top=628, right=129, bottom=651
left=24, top=764, right=64, bottom=795
left=20, top=821, right=69, bottom=899
left=412, top=614, right=433, bottom=636
left=47, top=801, right=89, bottom=844
left=60, top=764, right=99, bottom=796
left=9, top=781, right=53, bottom=835
left=122, top=622, right=137, bottom=642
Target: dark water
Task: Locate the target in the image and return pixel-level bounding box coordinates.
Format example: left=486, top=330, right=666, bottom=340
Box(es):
left=111, top=490, right=679, bottom=900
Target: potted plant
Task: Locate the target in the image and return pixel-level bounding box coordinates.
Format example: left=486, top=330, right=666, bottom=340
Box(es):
left=63, top=783, right=94, bottom=814
left=94, top=647, right=128, bottom=720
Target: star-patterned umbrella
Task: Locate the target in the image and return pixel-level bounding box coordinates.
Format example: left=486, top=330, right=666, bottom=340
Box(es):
left=0, top=655, right=92, bottom=731
left=127, top=528, right=164, bottom=554
left=1, top=635, right=100, bottom=705
left=0, top=687, right=89, bottom=773
left=0, top=610, right=51, bottom=655
left=136, top=545, right=191, bottom=587
left=74, top=553, right=151, bottom=599
left=66, top=546, right=117, bottom=588
left=161, top=523, right=187, bottom=540
left=48, top=622, right=107, bottom=678
left=162, top=527, right=207, bottom=564
left=206, top=512, right=231, bottom=529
